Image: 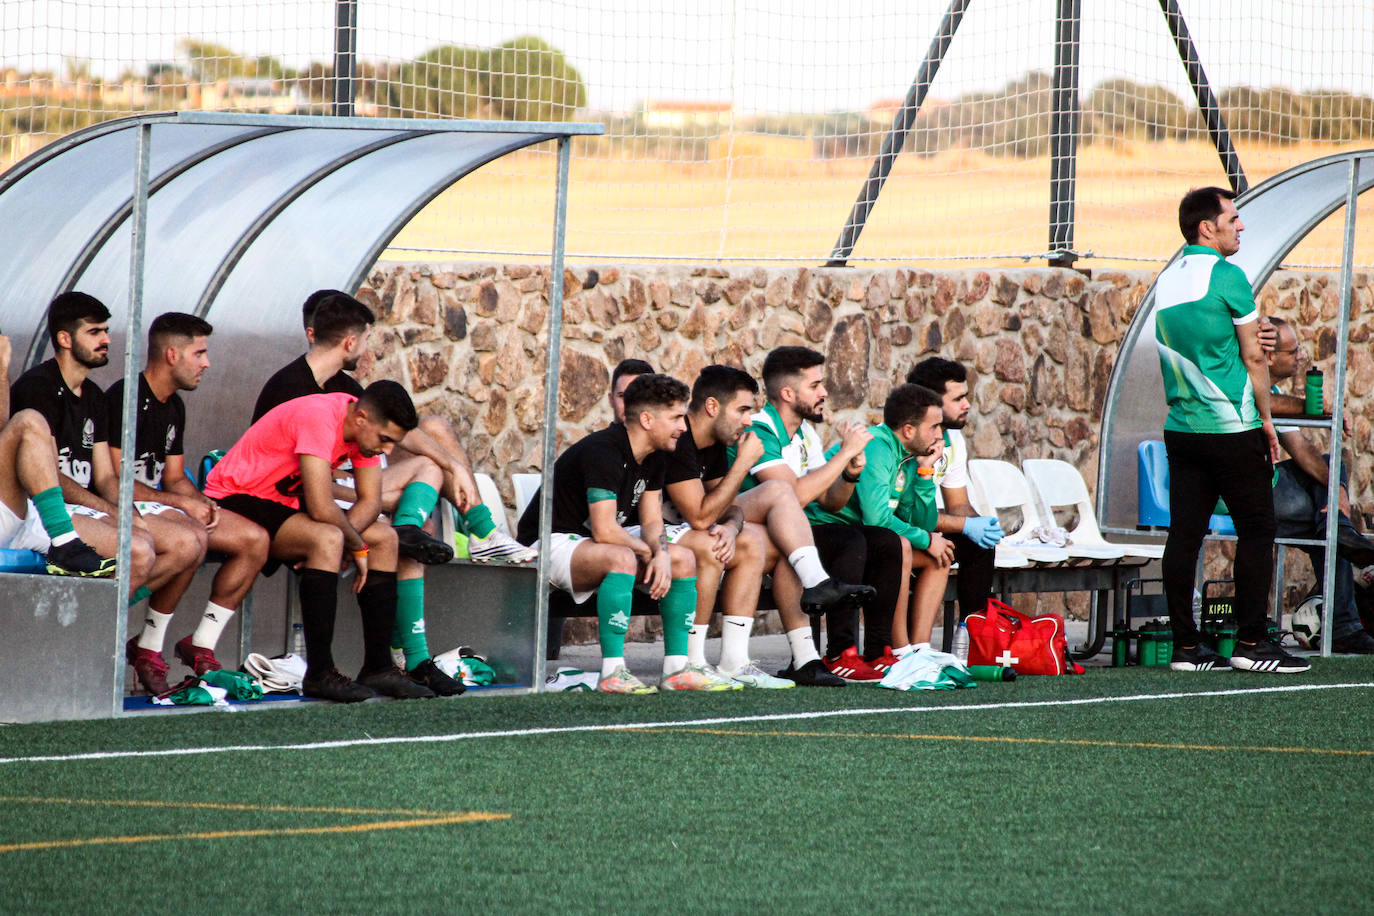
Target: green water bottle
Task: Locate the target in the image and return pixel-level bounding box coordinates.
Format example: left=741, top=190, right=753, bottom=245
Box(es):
left=1305, top=367, right=1324, bottom=415
left=968, top=665, right=1017, bottom=682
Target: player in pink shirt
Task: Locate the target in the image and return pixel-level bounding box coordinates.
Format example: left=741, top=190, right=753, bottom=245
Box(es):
left=205, top=381, right=432, bottom=702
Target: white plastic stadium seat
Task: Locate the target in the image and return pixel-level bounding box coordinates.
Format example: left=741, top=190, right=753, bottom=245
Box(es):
left=513, top=473, right=542, bottom=519
left=967, top=459, right=1069, bottom=565
left=1022, top=458, right=1164, bottom=561
left=961, top=458, right=1055, bottom=565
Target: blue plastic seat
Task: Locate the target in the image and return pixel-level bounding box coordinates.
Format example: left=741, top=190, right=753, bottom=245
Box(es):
left=1136, top=440, right=1236, bottom=535
left=0, top=547, right=46, bottom=573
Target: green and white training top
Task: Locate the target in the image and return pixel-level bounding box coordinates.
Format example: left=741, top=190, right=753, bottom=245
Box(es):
left=1154, top=244, right=1259, bottom=434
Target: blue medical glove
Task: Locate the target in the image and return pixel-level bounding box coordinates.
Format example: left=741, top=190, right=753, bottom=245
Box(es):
left=963, top=516, right=1004, bottom=548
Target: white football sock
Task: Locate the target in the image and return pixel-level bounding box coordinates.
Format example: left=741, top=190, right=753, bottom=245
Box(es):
left=893, top=644, right=914, bottom=658
left=787, top=547, right=828, bottom=589
left=687, top=624, right=709, bottom=666
left=718, top=615, right=754, bottom=673
left=662, top=654, right=688, bottom=676
left=786, top=626, right=821, bottom=667
left=191, top=601, right=235, bottom=649
left=600, top=656, right=626, bottom=679
left=913, top=641, right=931, bottom=653
left=50, top=531, right=78, bottom=547
left=136, top=609, right=174, bottom=652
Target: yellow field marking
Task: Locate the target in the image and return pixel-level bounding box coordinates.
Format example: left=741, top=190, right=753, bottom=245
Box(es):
left=627, top=727, right=1374, bottom=757
left=0, top=796, right=509, bottom=854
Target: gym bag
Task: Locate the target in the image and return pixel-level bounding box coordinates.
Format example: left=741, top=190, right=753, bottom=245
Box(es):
left=964, top=598, right=1084, bottom=675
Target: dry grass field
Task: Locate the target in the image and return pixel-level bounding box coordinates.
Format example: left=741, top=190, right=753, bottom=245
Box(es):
left=388, top=139, right=1374, bottom=269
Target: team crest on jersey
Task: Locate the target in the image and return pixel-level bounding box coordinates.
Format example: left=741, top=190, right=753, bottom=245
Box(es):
left=81, top=418, right=94, bottom=448
left=165, top=425, right=176, bottom=454
left=631, top=478, right=646, bottom=507
left=895, top=469, right=907, bottom=493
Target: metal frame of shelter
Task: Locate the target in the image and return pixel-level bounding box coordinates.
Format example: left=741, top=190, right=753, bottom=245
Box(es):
left=1097, top=150, right=1372, bottom=657
left=0, top=111, right=603, bottom=720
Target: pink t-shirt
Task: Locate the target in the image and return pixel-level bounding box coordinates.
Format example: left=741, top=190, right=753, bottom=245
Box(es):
left=205, top=393, right=380, bottom=509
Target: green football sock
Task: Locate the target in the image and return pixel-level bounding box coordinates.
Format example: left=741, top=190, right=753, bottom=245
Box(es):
left=660, top=576, right=697, bottom=658
left=393, top=577, right=430, bottom=667
left=393, top=481, right=439, bottom=528
left=32, top=486, right=74, bottom=540
left=597, top=571, right=636, bottom=659
left=463, top=503, right=497, bottom=539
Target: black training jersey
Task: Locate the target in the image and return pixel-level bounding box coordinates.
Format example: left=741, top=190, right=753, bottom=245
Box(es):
left=252, top=354, right=364, bottom=423
left=9, top=358, right=106, bottom=490
left=106, top=373, right=185, bottom=489
left=516, top=423, right=665, bottom=544
left=661, top=417, right=730, bottom=524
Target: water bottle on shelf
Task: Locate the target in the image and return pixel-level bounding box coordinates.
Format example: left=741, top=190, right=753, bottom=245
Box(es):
left=1305, top=367, right=1324, bottom=415
left=291, top=622, right=305, bottom=658
left=952, top=620, right=969, bottom=664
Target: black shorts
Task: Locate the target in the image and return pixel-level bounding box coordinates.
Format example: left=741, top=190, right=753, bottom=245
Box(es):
left=214, top=494, right=301, bottom=576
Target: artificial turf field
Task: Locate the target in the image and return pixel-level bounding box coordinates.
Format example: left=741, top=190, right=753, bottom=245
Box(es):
left=3, top=661, right=1373, bottom=914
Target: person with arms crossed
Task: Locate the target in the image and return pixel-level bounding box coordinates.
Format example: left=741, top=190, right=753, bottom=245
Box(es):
left=1155, top=186, right=1306, bottom=673
left=205, top=382, right=435, bottom=701
left=10, top=292, right=205, bottom=695
left=106, top=313, right=271, bottom=683
left=516, top=374, right=712, bottom=693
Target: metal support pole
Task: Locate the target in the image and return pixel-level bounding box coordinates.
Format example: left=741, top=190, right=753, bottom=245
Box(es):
left=1157, top=0, right=1247, bottom=194
left=826, top=0, right=971, bottom=266
left=1047, top=0, right=1081, bottom=267
left=333, top=0, right=358, bottom=118
left=113, top=121, right=153, bottom=713
left=1318, top=156, right=1360, bottom=657
left=533, top=135, right=572, bottom=691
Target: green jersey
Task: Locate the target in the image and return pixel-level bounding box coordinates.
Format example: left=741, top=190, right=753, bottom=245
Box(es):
left=806, top=423, right=937, bottom=549
left=1154, top=244, right=1259, bottom=434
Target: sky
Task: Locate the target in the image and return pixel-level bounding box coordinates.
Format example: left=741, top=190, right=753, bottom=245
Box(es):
left=3, top=0, right=1372, bottom=114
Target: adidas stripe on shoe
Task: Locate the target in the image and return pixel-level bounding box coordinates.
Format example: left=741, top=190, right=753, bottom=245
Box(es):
left=1229, top=638, right=1310, bottom=674
left=1169, top=643, right=1231, bottom=672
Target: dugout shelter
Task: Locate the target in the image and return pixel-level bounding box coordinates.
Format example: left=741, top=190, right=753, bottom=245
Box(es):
left=0, top=111, right=602, bottom=722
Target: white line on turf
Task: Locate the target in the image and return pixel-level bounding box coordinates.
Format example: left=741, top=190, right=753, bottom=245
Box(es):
left=3, top=681, right=1371, bottom=766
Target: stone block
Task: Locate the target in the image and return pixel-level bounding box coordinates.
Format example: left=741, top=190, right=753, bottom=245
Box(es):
left=825, top=315, right=870, bottom=410
left=557, top=349, right=609, bottom=423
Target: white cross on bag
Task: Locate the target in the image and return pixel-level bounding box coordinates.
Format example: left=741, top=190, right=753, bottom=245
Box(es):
left=995, top=650, right=1019, bottom=667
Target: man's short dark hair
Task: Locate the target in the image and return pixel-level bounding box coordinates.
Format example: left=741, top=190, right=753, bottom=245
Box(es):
left=905, top=357, right=967, bottom=394
left=761, top=346, right=825, bottom=401
left=611, top=358, right=655, bottom=391
left=884, top=383, right=944, bottom=430
left=357, top=379, right=418, bottom=432
left=690, top=365, right=758, bottom=412
left=309, top=292, right=374, bottom=347
left=302, top=288, right=347, bottom=331
left=1179, top=186, right=1236, bottom=245
left=47, top=291, right=110, bottom=347
left=1268, top=315, right=1289, bottom=329
left=148, top=312, right=213, bottom=353
left=622, top=373, right=689, bottom=419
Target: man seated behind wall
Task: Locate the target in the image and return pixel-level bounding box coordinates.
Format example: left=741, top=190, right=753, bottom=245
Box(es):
left=206, top=382, right=436, bottom=702
left=10, top=292, right=206, bottom=694
left=107, top=313, right=271, bottom=692
left=515, top=374, right=726, bottom=694
left=0, top=329, right=147, bottom=585
left=1265, top=315, right=1374, bottom=654
left=731, top=346, right=888, bottom=683
left=905, top=358, right=1004, bottom=621
left=809, top=384, right=955, bottom=660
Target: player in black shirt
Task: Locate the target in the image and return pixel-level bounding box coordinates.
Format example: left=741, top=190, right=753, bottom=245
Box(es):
left=12, top=293, right=207, bottom=694
left=107, top=313, right=271, bottom=685
left=516, top=374, right=724, bottom=693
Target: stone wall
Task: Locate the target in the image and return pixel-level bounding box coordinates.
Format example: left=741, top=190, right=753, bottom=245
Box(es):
left=355, top=262, right=1374, bottom=630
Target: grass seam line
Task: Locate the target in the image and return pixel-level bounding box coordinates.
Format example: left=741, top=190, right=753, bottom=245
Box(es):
left=3, top=680, right=1370, bottom=766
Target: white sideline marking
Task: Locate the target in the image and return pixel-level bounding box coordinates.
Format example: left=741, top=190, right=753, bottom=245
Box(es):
left=3, top=681, right=1371, bottom=766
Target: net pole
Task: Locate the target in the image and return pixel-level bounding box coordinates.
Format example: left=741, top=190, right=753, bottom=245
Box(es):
left=1157, top=0, right=1247, bottom=194
left=333, top=0, right=358, bottom=117
left=826, top=0, right=972, bottom=266
left=1047, top=0, right=1081, bottom=267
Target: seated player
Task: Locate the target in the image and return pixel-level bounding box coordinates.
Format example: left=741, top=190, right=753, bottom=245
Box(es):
left=808, top=384, right=955, bottom=659
left=252, top=292, right=477, bottom=695
left=515, top=374, right=714, bottom=693
left=10, top=292, right=205, bottom=694
left=205, top=382, right=436, bottom=702
left=0, top=331, right=146, bottom=582
left=666, top=365, right=872, bottom=687
left=732, top=346, right=884, bottom=683
left=106, top=313, right=271, bottom=686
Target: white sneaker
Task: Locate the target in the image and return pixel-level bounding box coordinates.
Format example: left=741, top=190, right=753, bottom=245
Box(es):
left=468, top=529, right=537, bottom=563
left=720, top=661, right=794, bottom=689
